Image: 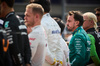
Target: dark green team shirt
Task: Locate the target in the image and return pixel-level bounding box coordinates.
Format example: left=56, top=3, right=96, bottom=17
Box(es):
left=69, top=26, right=91, bottom=66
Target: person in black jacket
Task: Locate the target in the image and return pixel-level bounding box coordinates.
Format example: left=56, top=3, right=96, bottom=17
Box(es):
left=94, top=7, right=100, bottom=32
left=83, top=12, right=100, bottom=66
left=0, top=20, right=11, bottom=66
left=0, top=0, right=31, bottom=66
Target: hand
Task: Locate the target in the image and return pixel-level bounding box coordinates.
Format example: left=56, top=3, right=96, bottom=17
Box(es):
left=55, top=61, right=62, bottom=66
left=56, top=62, right=62, bottom=66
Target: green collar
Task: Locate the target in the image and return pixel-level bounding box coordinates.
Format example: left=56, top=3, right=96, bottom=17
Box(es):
left=73, top=26, right=83, bottom=36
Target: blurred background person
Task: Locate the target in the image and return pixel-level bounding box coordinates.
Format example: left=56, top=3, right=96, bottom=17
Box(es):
left=30, top=0, right=64, bottom=66
left=83, top=12, right=100, bottom=66
left=24, top=3, right=47, bottom=66
left=53, top=17, right=65, bottom=34
left=66, top=11, right=91, bottom=66
left=94, top=7, right=100, bottom=32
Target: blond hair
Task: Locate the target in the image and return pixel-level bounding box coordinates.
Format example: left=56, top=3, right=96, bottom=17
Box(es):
left=83, top=12, right=98, bottom=30
left=26, top=3, right=44, bottom=18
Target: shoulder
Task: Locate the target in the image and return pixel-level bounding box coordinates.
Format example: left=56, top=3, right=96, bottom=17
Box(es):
left=6, top=14, right=20, bottom=26
left=30, top=26, right=46, bottom=37
left=74, top=32, right=85, bottom=39
left=73, top=32, right=89, bottom=42
left=41, top=15, right=58, bottom=25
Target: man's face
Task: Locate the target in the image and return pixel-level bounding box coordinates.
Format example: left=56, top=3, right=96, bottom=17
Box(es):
left=66, top=15, right=76, bottom=32
left=95, top=11, right=100, bottom=22
left=24, top=8, right=35, bottom=27
left=83, top=16, right=91, bottom=31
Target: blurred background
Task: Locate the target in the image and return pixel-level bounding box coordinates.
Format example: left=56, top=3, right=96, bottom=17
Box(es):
left=14, top=0, right=100, bottom=20
left=14, top=0, right=100, bottom=40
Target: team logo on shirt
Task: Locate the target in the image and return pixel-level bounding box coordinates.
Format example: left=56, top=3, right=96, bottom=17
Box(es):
left=29, top=42, right=31, bottom=45
left=4, top=21, right=9, bottom=28
left=52, top=30, right=60, bottom=34
left=0, top=19, right=4, bottom=26
left=29, top=38, right=36, bottom=41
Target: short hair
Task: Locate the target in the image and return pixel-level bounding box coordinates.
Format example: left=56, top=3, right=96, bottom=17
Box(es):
left=53, top=17, right=65, bottom=34
left=30, top=0, right=50, bottom=13
left=83, top=12, right=98, bottom=30
left=68, top=11, right=84, bottom=26
left=26, top=3, right=44, bottom=18
left=1, top=0, right=15, bottom=8
left=94, top=7, right=100, bottom=11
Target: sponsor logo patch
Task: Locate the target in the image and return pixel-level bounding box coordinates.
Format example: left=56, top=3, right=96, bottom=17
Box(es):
left=52, top=30, right=60, bottom=34
left=29, top=38, right=36, bottom=41
left=4, top=21, right=9, bottom=28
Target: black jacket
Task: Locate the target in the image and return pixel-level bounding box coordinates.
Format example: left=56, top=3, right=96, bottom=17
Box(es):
left=0, top=18, right=13, bottom=66
left=86, top=28, right=100, bottom=64
left=3, top=12, right=31, bottom=66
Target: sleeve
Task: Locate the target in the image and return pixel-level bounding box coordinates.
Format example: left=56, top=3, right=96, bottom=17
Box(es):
left=71, top=36, right=86, bottom=66
left=45, top=45, right=55, bottom=64
left=88, top=34, right=100, bottom=66
left=62, top=38, right=69, bottom=60
left=17, top=15, right=31, bottom=64
left=8, top=23, right=23, bottom=65
left=63, top=41, right=70, bottom=66
left=41, top=25, right=56, bottom=65
left=55, top=35, right=64, bottom=62
left=62, top=54, right=67, bottom=66
left=28, top=33, right=38, bottom=60
left=24, top=33, right=31, bottom=64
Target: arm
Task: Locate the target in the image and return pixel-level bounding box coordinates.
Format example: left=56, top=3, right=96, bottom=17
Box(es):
left=88, top=34, right=100, bottom=66
left=8, top=25, right=23, bottom=66
left=63, top=43, right=70, bottom=66
left=70, top=37, right=86, bottom=66
left=45, top=45, right=57, bottom=65
left=24, top=34, right=31, bottom=65
left=55, top=35, right=64, bottom=65
left=28, top=33, right=38, bottom=60
left=61, top=38, right=70, bottom=66
left=17, top=16, right=31, bottom=66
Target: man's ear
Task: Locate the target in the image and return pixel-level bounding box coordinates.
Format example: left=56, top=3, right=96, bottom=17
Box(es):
left=35, top=14, right=40, bottom=19
left=75, top=21, right=79, bottom=26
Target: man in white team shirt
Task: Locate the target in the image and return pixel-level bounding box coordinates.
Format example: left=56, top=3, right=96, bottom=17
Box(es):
left=53, top=17, right=70, bottom=66
left=24, top=3, right=47, bottom=66
left=30, top=0, right=64, bottom=66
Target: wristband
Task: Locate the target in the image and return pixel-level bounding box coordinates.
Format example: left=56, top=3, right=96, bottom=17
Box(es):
left=57, top=60, right=63, bottom=65
left=51, top=58, right=56, bottom=65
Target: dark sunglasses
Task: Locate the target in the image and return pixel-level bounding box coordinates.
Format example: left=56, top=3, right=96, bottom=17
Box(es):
left=95, top=13, right=100, bottom=16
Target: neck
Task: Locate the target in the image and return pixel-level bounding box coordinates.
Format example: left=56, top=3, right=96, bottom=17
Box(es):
left=72, top=26, right=79, bottom=32
left=44, top=12, right=48, bottom=15
left=85, top=25, right=94, bottom=31
left=85, top=27, right=94, bottom=31
left=1, top=8, right=14, bottom=18
left=32, top=21, right=41, bottom=28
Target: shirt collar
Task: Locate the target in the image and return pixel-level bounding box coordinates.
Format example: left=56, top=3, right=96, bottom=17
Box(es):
left=31, top=25, right=41, bottom=31
left=72, top=26, right=82, bottom=35
left=5, top=11, right=15, bottom=18
left=43, top=13, right=50, bottom=17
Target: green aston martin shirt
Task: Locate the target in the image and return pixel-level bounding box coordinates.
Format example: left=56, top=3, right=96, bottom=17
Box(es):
left=69, top=26, right=91, bottom=66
